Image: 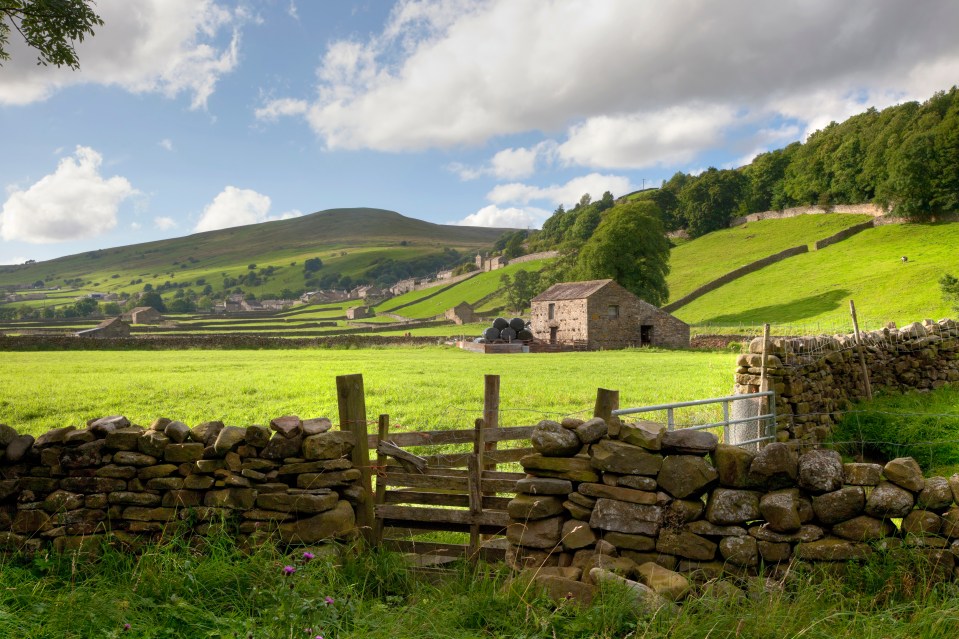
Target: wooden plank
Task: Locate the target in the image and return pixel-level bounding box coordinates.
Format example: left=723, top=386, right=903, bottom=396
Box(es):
left=376, top=504, right=510, bottom=527
left=412, top=447, right=535, bottom=469
left=384, top=490, right=511, bottom=510
left=483, top=375, right=500, bottom=472
left=468, top=452, right=482, bottom=559
left=377, top=440, right=427, bottom=473
left=365, top=425, right=533, bottom=449
left=379, top=471, right=522, bottom=493
left=372, top=414, right=389, bottom=546
left=337, top=373, right=374, bottom=544
left=594, top=387, right=620, bottom=436
left=387, top=467, right=525, bottom=480
left=380, top=539, right=507, bottom=562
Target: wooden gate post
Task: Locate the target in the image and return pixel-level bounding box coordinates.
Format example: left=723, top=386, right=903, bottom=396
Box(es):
left=483, top=375, right=500, bottom=470
left=849, top=300, right=873, bottom=400
left=594, top=388, right=620, bottom=436
left=336, top=374, right=374, bottom=544
left=372, top=414, right=389, bottom=546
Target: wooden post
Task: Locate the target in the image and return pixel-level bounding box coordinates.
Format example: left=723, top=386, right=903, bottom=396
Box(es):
left=467, top=417, right=485, bottom=560
left=849, top=300, right=873, bottom=400
left=594, top=388, right=620, bottom=436
left=483, top=375, right=499, bottom=469
left=372, top=414, right=389, bottom=546
left=336, top=374, right=374, bottom=544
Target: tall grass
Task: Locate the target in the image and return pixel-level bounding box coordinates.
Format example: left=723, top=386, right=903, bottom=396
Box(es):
left=3, top=531, right=958, bottom=638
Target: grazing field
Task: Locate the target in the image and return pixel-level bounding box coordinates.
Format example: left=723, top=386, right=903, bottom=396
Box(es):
left=0, top=347, right=732, bottom=436
left=674, top=222, right=959, bottom=331
left=667, top=214, right=873, bottom=302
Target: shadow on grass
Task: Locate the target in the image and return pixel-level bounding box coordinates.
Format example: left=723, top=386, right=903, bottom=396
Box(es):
left=702, top=288, right=850, bottom=325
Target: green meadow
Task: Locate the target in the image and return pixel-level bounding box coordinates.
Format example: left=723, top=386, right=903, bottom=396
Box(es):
left=0, top=346, right=732, bottom=436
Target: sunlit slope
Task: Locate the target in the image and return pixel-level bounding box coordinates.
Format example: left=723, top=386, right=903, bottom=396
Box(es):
left=667, top=214, right=873, bottom=302
left=673, top=222, right=959, bottom=329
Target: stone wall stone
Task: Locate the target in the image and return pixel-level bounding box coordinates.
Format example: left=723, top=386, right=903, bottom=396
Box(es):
left=508, top=417, right=959, bottom=598
left=0, top=415, right=358, bottom=553
left=734, top=318, right=959, bottom=441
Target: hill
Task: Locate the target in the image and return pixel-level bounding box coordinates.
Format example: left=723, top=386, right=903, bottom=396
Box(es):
left=0, top=208, right=512, bottom=304
left=672, top=220, right=959, bottom=330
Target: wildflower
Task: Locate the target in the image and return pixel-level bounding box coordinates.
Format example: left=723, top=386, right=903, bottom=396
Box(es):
left=324, top=596, right=334, bottom=605
left=123, top=623, right=131, bottom=631
left=283, top=565, right=296, bottom=575
left=302, top=551, right=315, bottom=561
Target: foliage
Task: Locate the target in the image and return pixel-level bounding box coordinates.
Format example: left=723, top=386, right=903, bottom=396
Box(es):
left=829, top=385, right=959, bottom=475
left=941, top=273, right=959, bottom=312
left=304, top=257, right=324, bottom=274
left=137, top=291, right=166, bottom=312
left=0, top=0, right=103, bottom=69
left=677, top=167, right=749, bottom=237
left=498, top=269, right=542, bottom=312
left=575, top=201, right=671, bottom=305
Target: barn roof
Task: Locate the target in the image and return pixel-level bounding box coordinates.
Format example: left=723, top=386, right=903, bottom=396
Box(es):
left=96, top=317, right=126, bottom=329
left=129, top=306, right=158, bottom=314
left=532, top=279, right=615, bottom=302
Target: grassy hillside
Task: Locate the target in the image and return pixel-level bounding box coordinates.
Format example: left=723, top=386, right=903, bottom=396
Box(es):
left=0, top=208, right=510, bottom=302
left=674, top=221, right=959, bottom=330
left=667, top=214, right=873, bottom=302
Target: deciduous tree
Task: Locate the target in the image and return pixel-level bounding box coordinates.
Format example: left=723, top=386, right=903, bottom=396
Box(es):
left=0, top=0, right=103, bottom=69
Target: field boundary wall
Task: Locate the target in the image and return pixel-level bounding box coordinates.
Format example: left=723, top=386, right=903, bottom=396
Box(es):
left=0, top=334, right=442, bottom=351
left=734, top=318, right=959, bottom=441
left=813, top=220, right=876, bottom=250
left=730, top=203, right=887, bottom=226
left=662, top=245, right=808, bottom=313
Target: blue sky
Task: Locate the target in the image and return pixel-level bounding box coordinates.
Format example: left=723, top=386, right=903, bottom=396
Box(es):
left=2, top=0, right=958, bottom=265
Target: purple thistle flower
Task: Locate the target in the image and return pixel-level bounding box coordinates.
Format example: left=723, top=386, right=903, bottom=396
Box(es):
left=123, top=623, right=131, bottom=631
left=324, top=596, right=334, bottom=605
left=302, top=551, right=315, bottom=561
left=283, top=565, right=296, bottom=575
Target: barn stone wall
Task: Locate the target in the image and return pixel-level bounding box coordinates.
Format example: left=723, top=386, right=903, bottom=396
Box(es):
left=530, top=298, right=590, bottom=344
left=0, top=415, right=358, bottom=554
left=586, top=287, right=689, bottom=349
left=508, top=417, right=959, bottom=603
left=734, top=318, right=959, bottom=442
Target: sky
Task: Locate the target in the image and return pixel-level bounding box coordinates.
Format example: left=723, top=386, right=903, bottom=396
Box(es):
left=1, top=0, right=958, bottom=265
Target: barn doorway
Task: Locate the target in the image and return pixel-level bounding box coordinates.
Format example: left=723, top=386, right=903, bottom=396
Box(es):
left=549, top=327, right=558, bottom=344
left=640, top=325, right=653, bottom=346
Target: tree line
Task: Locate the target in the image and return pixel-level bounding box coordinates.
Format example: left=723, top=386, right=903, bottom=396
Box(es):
left=631, top=86, right=959, bottom=238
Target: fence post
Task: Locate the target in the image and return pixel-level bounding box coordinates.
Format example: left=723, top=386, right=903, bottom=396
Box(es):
left=336, top=374, right=374, bottom=544
left=483, top=375, right=499, bottom=470
left=594, top=388, right=620, bottom=436
left=372, top=413, right=389, bottom=547
left=468, top=417, right=486, bottom=561
left=849, top=300, right=873, bottom=400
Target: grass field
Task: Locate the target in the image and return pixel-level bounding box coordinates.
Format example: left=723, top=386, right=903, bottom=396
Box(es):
left=666, top=214, right=873, bottom=302
left=0, top=347, right=732, bottom=436
left=674, top=222, right=959, bottom=330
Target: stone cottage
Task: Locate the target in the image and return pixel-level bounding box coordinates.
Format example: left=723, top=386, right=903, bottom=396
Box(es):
left=76, top=317, right=131, bottom=338
left=530, top=279, right=689, bottom=349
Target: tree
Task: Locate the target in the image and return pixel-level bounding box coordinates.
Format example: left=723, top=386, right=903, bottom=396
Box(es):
left=138, top=291, right=166, bottom=312
left=0, top=1, right=104, bottom=69
left=303, top=257, right=323, bottom=274
left=940, top=274, right=959, bottom=312
left=677, top=168, right=748, bottom=237
left=574, top=201, right=670, bottom=306
left=499, top=269, right=541, bottom=312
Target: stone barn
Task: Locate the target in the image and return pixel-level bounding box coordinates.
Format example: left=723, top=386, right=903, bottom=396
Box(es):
left=122, top=306, right=162, bottom=324
left=530, top=279, right=689, bottom=350
left=76, top=317, right=131, bottom=338
left=346, top=306, right=370, bottom=320
left=445, top=302, right=477, bottom=325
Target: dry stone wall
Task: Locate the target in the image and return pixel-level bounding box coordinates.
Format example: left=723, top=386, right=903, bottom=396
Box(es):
left=0, top=415, right=358, bottom=554
left=734, top=318, right=959, bottom=441
left=508, top=417, right=959, bottom=605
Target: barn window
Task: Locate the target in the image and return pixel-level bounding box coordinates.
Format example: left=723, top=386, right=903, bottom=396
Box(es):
left=548, top=303, right=555, bottom=319
left=607, top=304, right=620, bottom=319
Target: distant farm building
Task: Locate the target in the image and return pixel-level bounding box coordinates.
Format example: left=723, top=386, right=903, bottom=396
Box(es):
left=530, top=279, right=689, bottom=350
left=475, top=253, right=507, bottom=272
left=76, top=317, right=131, bottom=338
left=445, top=302, right=477, bottom=325
left=122, top=306, right=162, bottom=325
left=346, top=306, right=370, bottom=320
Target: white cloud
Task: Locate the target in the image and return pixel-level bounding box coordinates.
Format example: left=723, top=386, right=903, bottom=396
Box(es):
left=255, top=98, right=309, bottom=121
left=449, top=141, right=558, bottom=181
left=0, top=0, right=243, bottom=109
left=451, top=205, right=549, bottom=229
left=0, top=146, right=137, bottom=243
left=260, top=0, right=959, bottom=168
left=154, top=216, right=178, bottom=230
left=2, top=257, right=29, bottom=265
left=159, top=139, right=174, bottom=152
left=195, top=186, right=272, bottom=233
left=487, top=173, right=634, bottom=207
left=130, top=222, right=142, bottom=230
left=558, top=106, right=739, bottom=169
left=287, top=1, right=300, bottom=21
